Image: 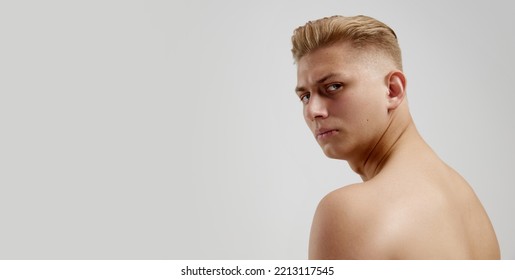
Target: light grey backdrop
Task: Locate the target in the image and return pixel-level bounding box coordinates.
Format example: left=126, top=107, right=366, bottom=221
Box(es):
left=1, top=0, right=513, bottom=259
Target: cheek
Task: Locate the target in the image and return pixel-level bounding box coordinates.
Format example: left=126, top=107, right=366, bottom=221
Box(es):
left=303, top=107, right=309, bottom=123
left=338, top=94, right=386, bottom=128
left=359, top=101, right=389, bottom=134
left=332, top=94, right=366, bottom=121
left=303, top=109, right=314, bottom=130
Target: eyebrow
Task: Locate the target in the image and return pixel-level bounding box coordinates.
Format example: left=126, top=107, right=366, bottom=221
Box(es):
left=295, top=73, right=338, bottom=95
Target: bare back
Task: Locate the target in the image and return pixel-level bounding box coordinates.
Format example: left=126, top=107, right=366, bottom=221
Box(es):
left=309, top=142, right=500, bottom=259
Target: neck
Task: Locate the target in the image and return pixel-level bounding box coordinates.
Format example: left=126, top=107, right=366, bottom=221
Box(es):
left=349, top=104, right=416, bottom=181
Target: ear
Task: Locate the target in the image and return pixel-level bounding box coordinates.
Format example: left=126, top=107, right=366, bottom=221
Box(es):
left=386, top=71, right=407, bottom=111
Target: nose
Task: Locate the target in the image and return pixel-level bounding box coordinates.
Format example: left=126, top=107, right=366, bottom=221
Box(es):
left=305, top=94, right=328, bottom=121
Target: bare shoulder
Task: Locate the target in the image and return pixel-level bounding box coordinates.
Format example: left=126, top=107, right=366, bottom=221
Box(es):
left=308, top=182, right=398, bottom=259
left=309, top=172, right=501, bottom=259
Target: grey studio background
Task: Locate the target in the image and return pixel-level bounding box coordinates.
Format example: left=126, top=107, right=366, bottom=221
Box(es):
left=0, top=0, right=513, bottom=259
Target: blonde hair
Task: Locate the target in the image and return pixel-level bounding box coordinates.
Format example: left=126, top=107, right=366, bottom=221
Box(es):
left=291, top=15, right=402, bottom=70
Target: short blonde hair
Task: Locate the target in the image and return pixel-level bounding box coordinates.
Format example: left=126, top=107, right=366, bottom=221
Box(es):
left=291, top=15, right=402, bottom=70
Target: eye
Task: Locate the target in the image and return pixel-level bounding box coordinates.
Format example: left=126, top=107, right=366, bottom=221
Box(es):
left=326, top=83, right=342, bottom=92
left=300, top=93, right=310, bottom=104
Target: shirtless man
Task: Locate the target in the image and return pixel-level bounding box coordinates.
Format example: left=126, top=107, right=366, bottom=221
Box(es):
left=291, top=15, right=500, bottom=259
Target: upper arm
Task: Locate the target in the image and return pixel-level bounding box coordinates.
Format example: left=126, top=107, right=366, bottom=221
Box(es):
left=308, top=187, right=395, bottom=259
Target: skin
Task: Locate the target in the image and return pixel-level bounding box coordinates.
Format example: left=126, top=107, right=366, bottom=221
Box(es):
left=296, top=41, right=500, bottom=259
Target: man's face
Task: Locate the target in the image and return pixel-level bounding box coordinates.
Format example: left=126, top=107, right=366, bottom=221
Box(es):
left=295, top=41, right=393, bottom=161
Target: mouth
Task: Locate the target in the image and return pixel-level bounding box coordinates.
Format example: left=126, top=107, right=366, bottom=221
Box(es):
left=316, top=129, right=339, bottom=140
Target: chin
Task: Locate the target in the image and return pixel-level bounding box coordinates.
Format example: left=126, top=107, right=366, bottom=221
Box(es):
left=321, top=146, right=347, bottom=160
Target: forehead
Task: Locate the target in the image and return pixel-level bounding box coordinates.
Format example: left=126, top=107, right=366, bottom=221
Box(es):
left=296, top=42, right=367, bottom=85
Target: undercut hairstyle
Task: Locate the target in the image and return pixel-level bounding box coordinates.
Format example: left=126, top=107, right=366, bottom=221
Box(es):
left=291, top=15, right=402, bottom=70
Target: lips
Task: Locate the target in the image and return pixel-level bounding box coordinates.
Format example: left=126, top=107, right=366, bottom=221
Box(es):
left=316, top=128, right=339, bottom=140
